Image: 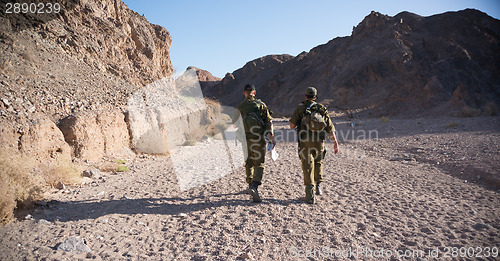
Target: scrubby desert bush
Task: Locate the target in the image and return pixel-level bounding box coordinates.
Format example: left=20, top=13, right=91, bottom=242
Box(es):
left=97, top=159, right=127, bottom=173
left=460, top=106, right=481, bottom=117
left=98, top=160, right=119, bottom=172
left=41, top=157, right=82, bottom=188
left=182, top=139, right=197, bottom=146
left=116, top=165, right=130, bottom=172
left=0, top=179, right=16, bottom=224
left=115, top=159, right=127, bottom=164
left=0, top=148, right=43, bottom=224
left=483, top=102, right=498, bottom=116
left=97, top=158, right=130, bottom=173
left=0, top=147, right=85, bottom=224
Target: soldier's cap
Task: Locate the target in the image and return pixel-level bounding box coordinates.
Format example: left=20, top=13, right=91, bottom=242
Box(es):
left=244, top=84, right=256, bottom=91
left=305, top=87, right=317, bottom=97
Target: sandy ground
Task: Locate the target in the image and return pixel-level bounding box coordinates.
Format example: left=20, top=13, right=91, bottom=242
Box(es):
left=0, top=117, right=499, bottom=260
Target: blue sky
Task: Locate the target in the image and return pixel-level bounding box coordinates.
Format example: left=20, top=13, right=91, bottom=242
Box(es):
left=122, top=0, right=500, bottom=78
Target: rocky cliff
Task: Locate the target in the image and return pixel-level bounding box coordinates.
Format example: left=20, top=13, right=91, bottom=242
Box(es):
left=0, top=0, right=176, bottom=162
left=1, top=0, right=172, bottom=86
left=203, top=9, right=500, bottom=117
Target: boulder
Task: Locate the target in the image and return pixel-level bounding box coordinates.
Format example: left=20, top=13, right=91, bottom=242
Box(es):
left=58, top=110, right=130, bottom=162
left=18, top=119, right=71, bottom=160
left=82, top=169, right=101, bottom=178
left=57, top=236, right=91, bottom=254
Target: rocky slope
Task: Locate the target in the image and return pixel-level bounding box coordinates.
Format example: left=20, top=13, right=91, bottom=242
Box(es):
left=1, top=0, right=173, bottom=87
left=0, top=0, right=174, bottom=122
left=203, top=9, right=500, bottom=117
left=0, top=0, right=178, bottom=162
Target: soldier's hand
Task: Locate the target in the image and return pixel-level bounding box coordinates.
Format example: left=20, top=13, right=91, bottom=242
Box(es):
left=333, top=141, right=339, bottom=154
left=329, top=132, right=339, bottom=154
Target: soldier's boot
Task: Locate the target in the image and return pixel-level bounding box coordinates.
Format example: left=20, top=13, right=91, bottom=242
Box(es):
left=315, top=183, right=322, bottom=196
left=305, top=185, right=315, bottom=204
left=249, top=182, right=262, bottom=203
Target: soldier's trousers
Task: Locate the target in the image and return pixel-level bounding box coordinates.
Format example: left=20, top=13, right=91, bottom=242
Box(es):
left=298, top=141, right=326, bottom=186
left=244, top=136, right=266, bottom=185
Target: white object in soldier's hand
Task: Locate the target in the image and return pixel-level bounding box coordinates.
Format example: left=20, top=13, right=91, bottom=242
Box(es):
left=267, top=142, right=278, bottom=161
left=271, top=149, right=279, bottom=161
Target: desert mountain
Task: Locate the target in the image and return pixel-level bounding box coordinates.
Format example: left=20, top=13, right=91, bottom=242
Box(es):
left=0, top=0, right=173, bottom=124
left=203, top=9, right=500, bottom=117
left=187, top=66, right=222, bottom=89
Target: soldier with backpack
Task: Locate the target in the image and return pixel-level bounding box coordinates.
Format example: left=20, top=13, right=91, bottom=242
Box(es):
left=234, top=84, right=275, bottom=202
left=289, top=87, right=339, bottom=204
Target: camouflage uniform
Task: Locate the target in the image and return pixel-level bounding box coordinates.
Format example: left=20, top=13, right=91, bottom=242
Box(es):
left=290, top=99, right=335, bottom=201
left=235, top=95, right=273, bottom=187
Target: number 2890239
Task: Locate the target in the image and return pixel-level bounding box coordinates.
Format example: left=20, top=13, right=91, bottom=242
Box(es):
left=5, top=2, right=61, bottom=14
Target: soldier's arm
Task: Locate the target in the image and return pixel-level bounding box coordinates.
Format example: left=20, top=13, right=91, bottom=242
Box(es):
left=289, top=107, right=301, bottom=129
left=328, top=132, right=339, bottom=154
left=268, top=120, right=276, bottom=146
left=263, top=106, right=276, bottom=146
left=324, top=113, right=339, bottom=154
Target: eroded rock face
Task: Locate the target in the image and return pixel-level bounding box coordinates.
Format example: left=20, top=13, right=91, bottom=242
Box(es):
left=97, top=111, right=131, bottom=157
left=1, top=0, right=172, bottom=87
left=0, top=0, right=174, bottom=124
left=205, top=9, right=500, bottom=117
left=0, top=0, right=175, bottom=162
left=58, top=110, right=130, bottom=162
left=18, top=119, right=71, bottom=161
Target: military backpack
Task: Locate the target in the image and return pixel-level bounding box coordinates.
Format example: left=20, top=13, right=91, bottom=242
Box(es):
left=240, top=100, right=266, bottom=136
left=301, top=102, right=327, bottom=132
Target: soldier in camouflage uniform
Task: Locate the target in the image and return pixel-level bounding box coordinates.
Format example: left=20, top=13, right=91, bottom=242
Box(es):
left=234, top=84, right=275, bottom=202
left=289, top=87, right=339, bottom=204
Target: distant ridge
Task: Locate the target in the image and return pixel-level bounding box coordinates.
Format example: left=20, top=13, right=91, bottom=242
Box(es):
left=203, top=9, right=500, bottom=117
